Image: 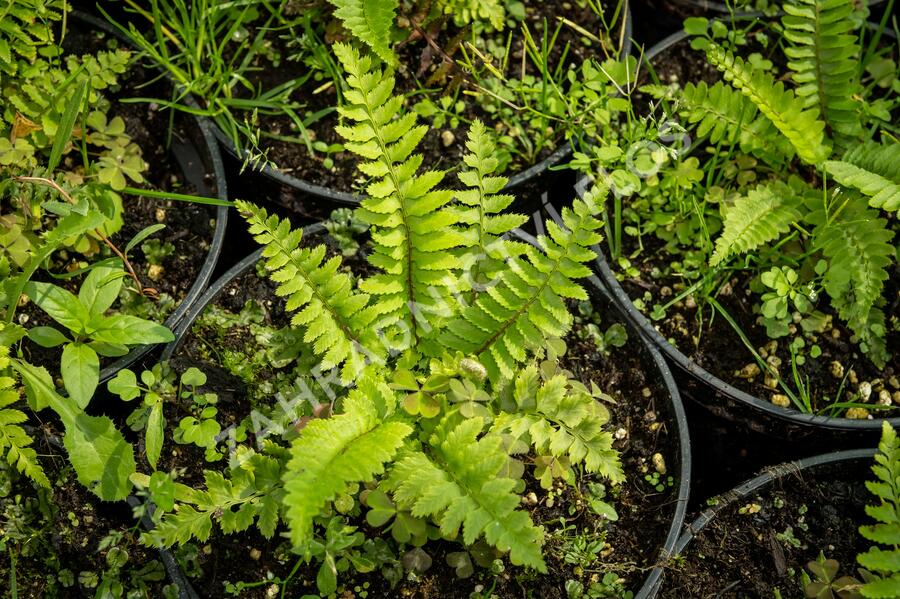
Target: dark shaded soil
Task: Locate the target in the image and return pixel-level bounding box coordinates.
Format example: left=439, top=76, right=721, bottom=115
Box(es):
left=661, top=458, right=872, bottom=598
left=16, top=25, right=219, bottom=373
left=148, top=231, right=683, bottom=598
left=613, top=28, right=900, bottom=419
left=0, top=442, right=170, bottom=599
left=233, top=0, right=624, bottom=191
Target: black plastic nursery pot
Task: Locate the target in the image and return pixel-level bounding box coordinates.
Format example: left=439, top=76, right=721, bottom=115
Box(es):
left=584, top=19, right=900, bottom=444
left=214, top=6, right=633, bottom=221
left=65, top=12, right=229, bottom=384
left=148, top=222, right=690, bottom=599
left=658, top=448, right=877, bottom=597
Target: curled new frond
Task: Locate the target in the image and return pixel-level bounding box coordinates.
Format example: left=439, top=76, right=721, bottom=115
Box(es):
left=386, top=416, right=546, bottom=571
left=815, top=199, right=894, bottom=368
left=782, top=0, right=862, bottom=150
left=282, top=374, right=413, bottom=549
left=824, top=142, right=900, bottom=213
left=705, top=42, right=830, bottom=165
left=237, top=200, right=384, bottom=381
left=441, top=196, right=604, bottom=382
left=711, top=182, right=803, bottom=267
left=333, top=43, right=465, bottom=345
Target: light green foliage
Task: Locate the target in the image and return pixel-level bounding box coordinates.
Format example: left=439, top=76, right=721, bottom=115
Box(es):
left=437, top=0, right=506, bottom=30
left=0, top=338, right=49, bottom=487
left=386, top=416, right=546, bottom=571
left=1, top=49, right=144, bottom=186
left=493, top=364, right=623, bottom=488
left=857, top=423, right=900, bottom=597
left=441, top=197, right=603, bottom=382
left=711, top=182, right=803, bottom=267
left=333, top=42, right=463, bottom=344
left=283, top=373, right=412, bottom=548
left=139, top=451, right=286, bottom=546
left=328, top=0, right=398, bottom=65
left=703, top=41, right=830, bottom=165
left=455, top=120, right=527, bottom=298
left=0, top=0, right=65, bottom=79
left=227, top=45, right=621, bottom=584
left=237, top=200, right=382, bottom=382
left=814, top=200, right=893, bottom=367
left=782, top=0, right=863, bottom=149
left=678, top=81, right=791, bottom=166
left=824, top=142, right=900, bottom=213
left=24, top=261, right=174, bottom=408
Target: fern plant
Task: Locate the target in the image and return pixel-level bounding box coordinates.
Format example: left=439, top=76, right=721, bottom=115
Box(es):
left=146, top=43, right=624, bottom=585
left=659, top=7, right=900, bottom=374
left=0, top=326, right=49, bottom=488
left=0, top=0, right=65, bottom=81
left=857, top=422, right=900, bottom=597
left=327, top=0, right=398, bottom=65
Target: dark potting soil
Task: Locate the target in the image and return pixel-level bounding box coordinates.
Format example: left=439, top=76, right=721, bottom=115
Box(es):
left=16, top=27, right=218, bottom=373
left=235, top=0, right=621, bottom=192
left=0, top=442, right=171, bottom=598
left=617, top=29, right=900, bottom=419
left=150, top=235, right=680, bottom=598
left=660, top=459, right=872, bottom=598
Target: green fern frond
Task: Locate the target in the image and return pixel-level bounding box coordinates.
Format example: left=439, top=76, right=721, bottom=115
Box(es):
left=283, top=373, right=413, bottom=549
left=782, top=0, right=863, bottom=149
left=0, top=0, right=65, bottom=77
left=386, top=416, right=546, bottom=571
left=857, top=423, right=900, bottom=597
left=0, top=345, right=49, bottom=488
left=144, top=453, right=284, bottom=547
left=704, top=42, right=830, bottom=165
left=237, top=200, right=383, bottom=381
left=493, top=365, right=624, bottom=486
left=679, top=81, right=792, bottom=166
left=328, top=0, right=398, bottom=65
left=456, top=120, right=528, bottom=299
left=441, top=196, right=604, bottom=382
left=824, top=142, right=900, bottom=213
left=333, top=43, right=466, bottom=344
left=815, top=199, right=894, bottom=368
left=710, top=182, right=803, bottom=267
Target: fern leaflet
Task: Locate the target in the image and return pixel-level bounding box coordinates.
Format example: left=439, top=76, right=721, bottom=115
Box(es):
left=283, top=373, right=412, bottom=549
left=0, top=343, right=49, bottom=488
left=678, top=81, right=791, bottom=166
left=782, top=0, right=863, bottom=150
left=704, top=42, right=830, bottom=165
left=824, top=142, right=900, bottom=213
left=493, top=365, right=624, bottom=486
left=857, top=422, right=900, bottom=597
left=441, top=196, right=604, bottom=382
left=815, top=198, right=894, bottom=368
left=334, top=43, right=465, bottom=345
left=456, top=120, right=528, bottom=300
left=711, top=182, right=803, bottom=266
left=237, top=200, right=383, bottom=381
left=386, top=416, right=546, bottom=571
left=328, top=0, right=398, bottom=65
